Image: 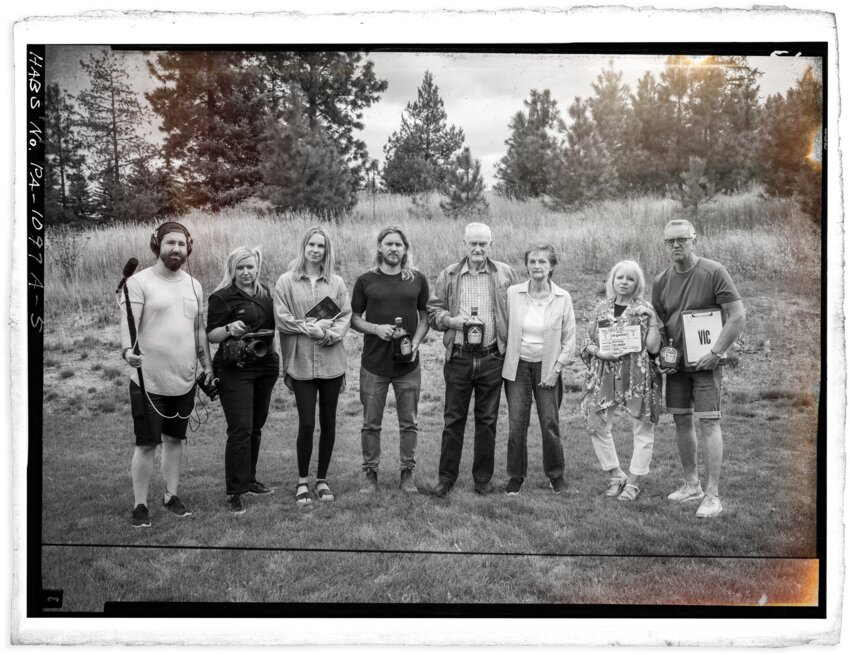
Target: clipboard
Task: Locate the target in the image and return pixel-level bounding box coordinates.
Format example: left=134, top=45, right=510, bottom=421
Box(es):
left=681, top=309, right=726, bottom=366
left=305, top=296, right=341, bottom=321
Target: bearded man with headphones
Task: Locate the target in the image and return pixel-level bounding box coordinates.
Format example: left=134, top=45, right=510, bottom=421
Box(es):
left=119, top=222, right=214, bottom=528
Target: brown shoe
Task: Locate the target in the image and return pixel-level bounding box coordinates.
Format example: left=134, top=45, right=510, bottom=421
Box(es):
left=359, top=469, right=378, bottom=494
left=399, top=469, right=418, bottom=493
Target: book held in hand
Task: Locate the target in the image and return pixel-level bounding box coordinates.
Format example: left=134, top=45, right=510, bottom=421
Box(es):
left=305, top=296, right=341, bottom=321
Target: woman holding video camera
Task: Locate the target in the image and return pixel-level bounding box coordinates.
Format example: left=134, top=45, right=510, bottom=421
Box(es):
left=274, top=226, right=352, bottom=505
left=580, top=259, right=662, bottom=502
left=207, top=246, right=279, bottom=515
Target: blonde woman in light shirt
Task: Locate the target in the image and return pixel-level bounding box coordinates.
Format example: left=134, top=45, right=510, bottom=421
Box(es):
left=501, top=244, right=576, bottom=496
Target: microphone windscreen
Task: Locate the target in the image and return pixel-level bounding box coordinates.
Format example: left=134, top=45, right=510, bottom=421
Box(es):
left=123, top=257, right=139, bottom=277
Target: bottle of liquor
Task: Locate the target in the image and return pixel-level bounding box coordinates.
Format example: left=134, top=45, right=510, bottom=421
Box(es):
left=660, top=338, right=681, bottom=370
left=391, top=317, right=414, bottom=362
left=463, top=306, right=485, bottom=352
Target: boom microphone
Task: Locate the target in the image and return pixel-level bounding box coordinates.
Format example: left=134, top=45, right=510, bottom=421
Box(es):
left=115, top=257, right=139, bottom=293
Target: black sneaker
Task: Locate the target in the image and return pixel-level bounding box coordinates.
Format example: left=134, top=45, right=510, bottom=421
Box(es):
left=131, top=504, right=151, bottom=528
left=505, top=478, right=523, bottom=495
left=228, top=494, right=246, bottom=514
left=162, top=495, right=192, bottom=517
left=550, top=477, right=567, bottom=494
left=247, top=481, right=274, bottom=495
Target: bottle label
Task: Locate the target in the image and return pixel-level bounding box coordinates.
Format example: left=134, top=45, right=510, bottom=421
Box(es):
left=661, top=346, right=680, bottom=366
left=467, top=326, right=482, bottom=345
left=400, top=337, right=412, bottom=356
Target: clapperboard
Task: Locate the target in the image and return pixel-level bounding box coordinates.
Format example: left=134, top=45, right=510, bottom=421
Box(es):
left=681, top=309, right=726, bottom=366
left=597, top=320, right=642, bottom=355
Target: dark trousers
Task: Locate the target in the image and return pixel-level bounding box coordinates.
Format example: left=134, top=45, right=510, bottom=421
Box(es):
left=291, top=375, right=345, bottom=479
left=438, top=349, right=504, bottom=484
left=218, top=365, right=278, bottom=495
left=504, top=358, right=565, bottom=480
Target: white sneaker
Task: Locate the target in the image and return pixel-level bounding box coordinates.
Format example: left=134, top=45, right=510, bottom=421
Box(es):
left=667, top=481, right=705, bottom=503
left=695, top=493, right=723, bottom=518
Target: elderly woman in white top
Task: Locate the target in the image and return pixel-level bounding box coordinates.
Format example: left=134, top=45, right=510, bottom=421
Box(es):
left=501, top=244, right=576, bottom=495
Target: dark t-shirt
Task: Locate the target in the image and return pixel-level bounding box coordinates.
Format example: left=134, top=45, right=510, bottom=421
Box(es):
left=351, top=269, right=429, bottom=378
left=652, top=257, right=741, bottom=372
left=206, top=282, right=278, bottom=371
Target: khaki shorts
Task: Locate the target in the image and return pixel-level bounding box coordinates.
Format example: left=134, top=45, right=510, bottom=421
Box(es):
left=665, top=368, right=722, bottom=419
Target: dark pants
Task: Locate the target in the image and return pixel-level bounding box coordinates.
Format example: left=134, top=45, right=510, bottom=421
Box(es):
left=291, top=375, right=345, bottom=479
left=504, top=358, right=565, bottom=480
left=438, top=348, right=504, bottom=484
left=218, top=365, right=278, bottom=495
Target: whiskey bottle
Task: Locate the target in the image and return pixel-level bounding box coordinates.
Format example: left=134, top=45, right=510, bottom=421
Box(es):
left=463, top=306, right=485, bottom=352
left=391, top=317, right=414, bottom=362
left=660, top=338, right=681, bottom=370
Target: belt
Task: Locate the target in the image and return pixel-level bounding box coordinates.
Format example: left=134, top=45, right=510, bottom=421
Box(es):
left=452, top=343, right=499, bottom=357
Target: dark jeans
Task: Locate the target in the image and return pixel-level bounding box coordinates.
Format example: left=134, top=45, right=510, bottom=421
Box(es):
left=218, top=365, right=278, bottom=495
left=438, top=348, right=504, bottom=484
left=504, top=358, right=565, bottom=480
left=291, top=375, right=345, bottom=479
left=360, top=366, right=420, bottom=471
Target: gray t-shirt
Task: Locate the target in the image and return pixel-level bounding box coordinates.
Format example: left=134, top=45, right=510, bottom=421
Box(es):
left=652, top=257, right=741, bottom=372
left=122, top=267, right=203, bottom=395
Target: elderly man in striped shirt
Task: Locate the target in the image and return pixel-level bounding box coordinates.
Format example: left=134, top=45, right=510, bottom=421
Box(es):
left=427, top=222, right=522, bottom=497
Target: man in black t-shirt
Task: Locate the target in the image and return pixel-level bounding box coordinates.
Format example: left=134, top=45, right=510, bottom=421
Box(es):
left=351, top=227, right=430, bottom=494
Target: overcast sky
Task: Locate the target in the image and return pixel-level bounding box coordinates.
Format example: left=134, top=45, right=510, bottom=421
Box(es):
left=47, top=47, right=818, bottom=187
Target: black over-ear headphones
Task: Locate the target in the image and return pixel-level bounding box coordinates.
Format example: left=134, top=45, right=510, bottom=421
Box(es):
left=150, top=222, right=193, bottom=256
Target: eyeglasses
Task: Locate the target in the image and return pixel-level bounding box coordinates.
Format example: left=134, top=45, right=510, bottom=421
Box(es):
left=664, top=237, right=692, bottom=246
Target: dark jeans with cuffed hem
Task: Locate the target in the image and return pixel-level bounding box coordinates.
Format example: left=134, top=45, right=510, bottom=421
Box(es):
left=291, top=375, right=345, bottom=479
left=504, top=358, right=565, bottom=481
left=218, top=365, right=278, bottom=495
left=438, top=349, right=503, bottom=485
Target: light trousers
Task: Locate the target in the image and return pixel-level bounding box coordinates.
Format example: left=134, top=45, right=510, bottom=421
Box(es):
left=587, top=409, right=655, bottom=476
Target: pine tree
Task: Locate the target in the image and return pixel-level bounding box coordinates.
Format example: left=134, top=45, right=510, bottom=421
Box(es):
left=587, top=64, right=630, bottom=192
left=76, top=49, right=150, bottom=221
left=440, top=147, right=488, bottom=218
left=494, top=89, right=560, bottom=199
left=659, top=55, right=695, bottom=179
left=146, top=51, right=267, bottom=209
left=756, top=66, right=823, bottom=222
left=44, top=83, right=86, bottom=224
left=257, top=52, right=387, bottom=188
left=550, top=97, right=618, bottom=208
left=258, top=106, right=356, bottom=219
left=670, top=156, right=716, bottom=218
left=382, top=71, right=465, bottom=194
left=627, top=71, right=673, bottom=192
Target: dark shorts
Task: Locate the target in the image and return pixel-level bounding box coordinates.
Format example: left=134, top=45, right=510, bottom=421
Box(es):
left=665, top=368, right=722, bottom=419
left=129, top=380, right=196, bottom=446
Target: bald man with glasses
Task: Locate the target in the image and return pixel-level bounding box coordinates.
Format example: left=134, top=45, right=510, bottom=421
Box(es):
left=652, top=219, right=745, bottom=518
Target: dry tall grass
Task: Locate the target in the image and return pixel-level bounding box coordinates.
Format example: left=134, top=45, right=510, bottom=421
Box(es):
left=44, top=190, right=820, bottom=326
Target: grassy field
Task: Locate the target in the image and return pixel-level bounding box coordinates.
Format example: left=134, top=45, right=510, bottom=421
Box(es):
left=39, top=191, right=822, bottom=611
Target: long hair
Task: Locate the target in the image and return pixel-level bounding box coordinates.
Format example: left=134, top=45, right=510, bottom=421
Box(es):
left=372, top=226, right=416, bottom=282
left=290, top=225, right=336, bottom=279
left=214, top=246, right=268, bottom=299
left=605, top=259, right=646, bottom=302
left=524, top=244, right=558, bottom=280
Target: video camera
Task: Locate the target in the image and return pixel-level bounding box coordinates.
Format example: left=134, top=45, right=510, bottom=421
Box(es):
left=221, top=329, right=275, bottom=367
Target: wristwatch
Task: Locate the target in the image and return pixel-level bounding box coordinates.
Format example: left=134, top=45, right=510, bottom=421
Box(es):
left=225, top=324, right=231, bottom=334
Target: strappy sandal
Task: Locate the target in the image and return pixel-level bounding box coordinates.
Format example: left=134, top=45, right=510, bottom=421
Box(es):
left=605, top=476, right=628, bottom=497
left=315, top=479, right=335, bottom=502
left=295, top=482, right=312, bottom=505
left=618, top=483, right=641, bottom=501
